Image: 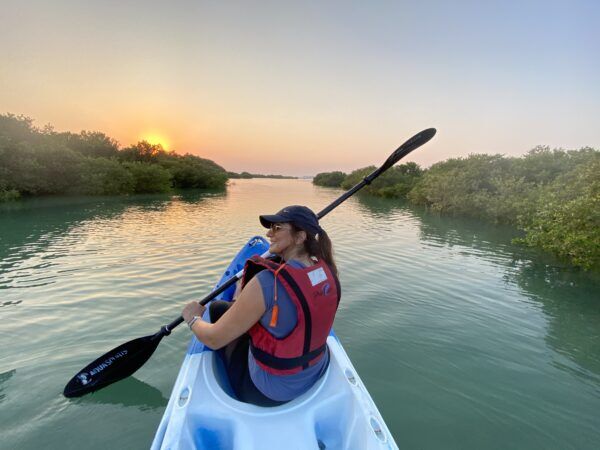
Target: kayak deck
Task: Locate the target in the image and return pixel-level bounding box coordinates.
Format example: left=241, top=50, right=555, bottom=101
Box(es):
left=151, top=236, right=398, bottom=449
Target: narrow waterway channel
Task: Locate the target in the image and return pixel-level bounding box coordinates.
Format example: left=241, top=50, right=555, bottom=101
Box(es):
left=1, top=179, right=599, bottom=449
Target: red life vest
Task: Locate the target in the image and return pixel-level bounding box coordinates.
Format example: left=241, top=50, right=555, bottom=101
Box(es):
left=241, top=255, right=341, bottom=376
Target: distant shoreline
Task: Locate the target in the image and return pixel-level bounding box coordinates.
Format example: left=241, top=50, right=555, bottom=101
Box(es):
left=227, top=172, right=298, bottom=180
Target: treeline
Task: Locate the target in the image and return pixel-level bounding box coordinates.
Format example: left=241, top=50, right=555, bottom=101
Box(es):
left=313, top=149, right=599, bottom=270
left=227, top=171, right=296, bottom=179
left=314, top=162, right=424, bottom=197
left=0, top=114, right=228, bottom=200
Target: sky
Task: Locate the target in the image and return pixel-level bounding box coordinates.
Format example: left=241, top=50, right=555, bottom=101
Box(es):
left=1, top=0, right=598, bottom=176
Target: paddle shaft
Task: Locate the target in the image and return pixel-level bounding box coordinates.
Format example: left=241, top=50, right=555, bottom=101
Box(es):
left=163, top=269, right=242, bottom=332
left=161, top=127, right=437, bottom=335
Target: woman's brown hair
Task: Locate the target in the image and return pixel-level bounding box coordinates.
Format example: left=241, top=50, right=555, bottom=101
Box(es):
left=291, top=225, right=338, bottom=277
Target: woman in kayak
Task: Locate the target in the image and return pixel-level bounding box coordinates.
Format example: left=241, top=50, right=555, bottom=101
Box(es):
left=182, top=205, right=340, bottom=406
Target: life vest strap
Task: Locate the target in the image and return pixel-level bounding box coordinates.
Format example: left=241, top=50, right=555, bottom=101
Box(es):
left=250, top=343, right=327, bottom=370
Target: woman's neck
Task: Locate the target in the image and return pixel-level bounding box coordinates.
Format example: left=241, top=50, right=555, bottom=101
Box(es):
left=282, top=247, right=314, bottom=266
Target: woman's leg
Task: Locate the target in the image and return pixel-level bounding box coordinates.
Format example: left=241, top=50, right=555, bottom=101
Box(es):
left=209, top=300, right=232, bottom=323
left=209, top=300, right=241, bottom=361
left=209, top=301, right=285, bottom=406
left=226, top=335, right=286, bottom=407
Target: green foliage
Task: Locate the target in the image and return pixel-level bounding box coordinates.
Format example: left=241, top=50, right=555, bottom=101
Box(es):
left=0, top=113, right=41, bottom=143
left=0, top=113, right=228, bottom=199
left=341, top=166, right=377, bottom=190
left=53, top=131, right=120, bottom=158
left=408, top=154, right=524, bottom=222
left=119, top=141, right=168, bottom=163
left=313, top=171, right=346, bottom=187
left=515, top=145, right=592, bottom=184
left=408, top=149, right=600, bottom=269
left=78, top=157, right=135, bottom=195
left=160, top=154, right=228, bottom=189
left=0, top=176, right=20, bottom=201
left=312, top=148, right=599, bottom=269
left=339, top=162, right=423, bottom=197
left=123, top=162, right=173, bottom=193
left=374, top=162, right=423, bottom=198
left=29, top=143, right=87, bottom=194
left=228, top=171, right=253, bottom=179
left=0, top=137, right=85, bottom=195
left=516, top=156, right=600, bottom=270
left=0, top=189, right=20, bottom=201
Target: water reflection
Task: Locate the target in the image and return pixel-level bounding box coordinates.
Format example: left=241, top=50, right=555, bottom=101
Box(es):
left=0, top=369, right=16, bottom=403
left=1, top=197, right=137, bottom=260
left=413, top=206, right=523, bottom=258
left=75, top=376, right=168, bottom=411
left=0, top=179, right=597, bottom=449
left=512, top=262, right=600, bottom=381
left=174, top=187, right=227, bottom=204
left=0, top=300, right=22, bottom=307
left=0, top=193, right=218, bottom=280
left=352, top=192, right=410, bottom=217
left=354, top=193, right=600, bottom=379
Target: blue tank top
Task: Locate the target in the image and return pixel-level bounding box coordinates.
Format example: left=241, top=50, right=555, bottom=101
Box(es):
left=248, top=259, right=329, bottom=401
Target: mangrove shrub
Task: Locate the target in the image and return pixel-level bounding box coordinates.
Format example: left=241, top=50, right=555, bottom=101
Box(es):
left=0, top=113, right=228, bottom=199
left=313, top=171, right=346, bottom=187
left=311, top=146, right=599, bottom=270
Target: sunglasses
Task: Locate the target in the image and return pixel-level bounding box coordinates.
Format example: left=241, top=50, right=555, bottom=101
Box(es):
left=269, top=224, right=288, bottom=233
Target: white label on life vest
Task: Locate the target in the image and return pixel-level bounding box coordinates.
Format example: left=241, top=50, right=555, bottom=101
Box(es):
left=308, top=267, right=327, bottom=286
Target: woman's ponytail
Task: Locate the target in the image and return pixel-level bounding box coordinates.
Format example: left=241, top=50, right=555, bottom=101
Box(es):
left=315, top=229, right=338, bottom=277
left=293, top=225, right=338, bottom=277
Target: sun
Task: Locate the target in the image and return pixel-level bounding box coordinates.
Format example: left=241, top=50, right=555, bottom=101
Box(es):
left=141, top=132, right=170, bottom=150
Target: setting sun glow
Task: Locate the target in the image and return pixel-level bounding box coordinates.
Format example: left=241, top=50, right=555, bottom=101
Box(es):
left=141, top=133, right=170, bottom=150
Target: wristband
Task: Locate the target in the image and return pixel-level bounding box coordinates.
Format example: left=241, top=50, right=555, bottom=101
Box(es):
left=188, top=315, right=200, bottom=329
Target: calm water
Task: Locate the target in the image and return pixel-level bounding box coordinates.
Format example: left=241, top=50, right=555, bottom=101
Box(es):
left=1, top=179, right=599, bottom=450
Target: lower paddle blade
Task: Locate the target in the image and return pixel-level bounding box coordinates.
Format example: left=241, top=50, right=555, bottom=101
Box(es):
left=63, top=333, right=163, bottom=398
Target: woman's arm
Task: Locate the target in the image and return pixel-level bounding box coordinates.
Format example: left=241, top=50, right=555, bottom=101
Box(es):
left=185, top=276, right=266, bottom=350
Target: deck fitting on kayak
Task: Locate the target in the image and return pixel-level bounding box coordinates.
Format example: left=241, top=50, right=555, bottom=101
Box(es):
left=345, top=368, right=357, bottom=385
left=177, top=387, right=190, bottom=407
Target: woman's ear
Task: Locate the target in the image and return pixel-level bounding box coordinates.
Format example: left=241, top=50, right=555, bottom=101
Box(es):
left=295, top=230, right=307, bottom=245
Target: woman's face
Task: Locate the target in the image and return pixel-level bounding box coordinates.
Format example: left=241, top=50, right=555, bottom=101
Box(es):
left=266, top=223, right=296, bottom=256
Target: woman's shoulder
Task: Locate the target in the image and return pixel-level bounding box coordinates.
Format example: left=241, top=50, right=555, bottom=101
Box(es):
left=286, top=259, right=308, bottom=269
left=253, top=260, right=309, bottom=288
left=255, top=268, right=275, bottom=285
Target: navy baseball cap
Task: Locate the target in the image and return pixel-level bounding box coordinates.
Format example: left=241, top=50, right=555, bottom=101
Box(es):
left=259, top=205, right=323, bottom=236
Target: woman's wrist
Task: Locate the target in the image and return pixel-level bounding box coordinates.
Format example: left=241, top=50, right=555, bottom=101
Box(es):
left=187, top=315, right=200, bottom=329
left=182, top=301, right=206, bottom=325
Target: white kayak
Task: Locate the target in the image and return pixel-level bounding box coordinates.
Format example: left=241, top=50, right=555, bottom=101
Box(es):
left=151, top=236, right=398, bottom=450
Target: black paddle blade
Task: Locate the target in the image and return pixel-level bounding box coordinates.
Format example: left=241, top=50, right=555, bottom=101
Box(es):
left=379, top=127, right=437, bottom=173
left=63, top=333, right=163, bottom=398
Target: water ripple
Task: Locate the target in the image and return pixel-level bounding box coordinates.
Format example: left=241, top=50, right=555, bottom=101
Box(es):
left=1, top=181, right=599, bottom=450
